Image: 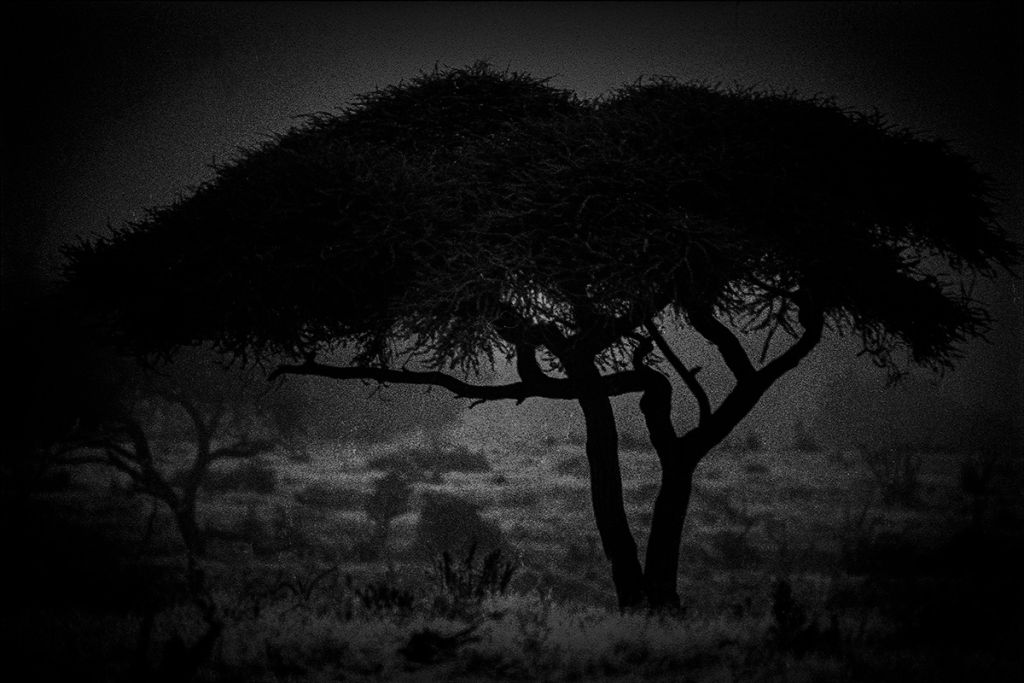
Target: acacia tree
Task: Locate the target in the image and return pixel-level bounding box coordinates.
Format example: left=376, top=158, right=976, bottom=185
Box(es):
left=57, top=370, right=279, bottom=571
left=62, top=63, right=1018, bottom=609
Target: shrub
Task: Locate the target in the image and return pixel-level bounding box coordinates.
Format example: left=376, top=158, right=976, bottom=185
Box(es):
left=365, top=472, right=413, bottom=528
left=836, top=501, right=922, bottom=576
left=353, top=568, right=417, bottom=616
left=350, top=530, right=387, bottom=562
left=432, top=543, right=517, bottom=615
left=203, top=458, right=277, bottom=494
left=769, top=579, right=840, bottom=657
left=857, top=440, right=922, bottom=507
left=413, top=492, right=504, bottom=559
left=959, top=450, right=1002, bottom=527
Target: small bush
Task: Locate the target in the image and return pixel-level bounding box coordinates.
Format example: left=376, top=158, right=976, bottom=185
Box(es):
left=959, top=450, right=1002, bottom=527
left=203, top=458, right=277, bottom=494
left=350, top=527, right=387, bottom=561
left=857, top=441, right=921, bottom=507
left=414, top=492, right=504, bottom=558
left=366, top=472, right=413, bottom=531
left=836, top=501, right=922, bottom=576
left=769, top=579, right=840, bottom=657
left=432, top=543, right=517, bottom=615
left=353, top=569, right=417, bottom=616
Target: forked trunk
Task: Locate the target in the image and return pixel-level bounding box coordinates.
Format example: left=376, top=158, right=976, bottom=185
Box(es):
left=634, top=362, right=709, bottom=609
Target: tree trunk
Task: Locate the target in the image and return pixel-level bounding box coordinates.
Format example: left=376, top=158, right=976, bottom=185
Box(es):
left=175, top=502, right=206, bottom=560
left=570, top=364, right=646, bottom=609
left=633, top=363, right=699, bottom=609
left=643, top=457, right=698, bottom=608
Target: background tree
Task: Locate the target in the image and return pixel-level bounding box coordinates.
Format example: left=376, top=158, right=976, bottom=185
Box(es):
left=3, top=298, right=289, bottom=675
left=55, top=360, right=280, bottom=577
left=62, top=63, right=1018, bottom=609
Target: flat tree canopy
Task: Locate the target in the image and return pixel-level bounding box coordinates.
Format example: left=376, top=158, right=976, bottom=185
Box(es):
left=63, top=63, right=1016, bottom=377
left=61, top=63, right=1018, bottom=608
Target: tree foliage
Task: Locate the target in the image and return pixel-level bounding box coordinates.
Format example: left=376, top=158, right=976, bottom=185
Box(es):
left=62, top=62, right=1018, bottom=380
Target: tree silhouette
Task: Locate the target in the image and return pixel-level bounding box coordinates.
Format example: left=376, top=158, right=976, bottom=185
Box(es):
left=62, top=63, right=1018, bottom=608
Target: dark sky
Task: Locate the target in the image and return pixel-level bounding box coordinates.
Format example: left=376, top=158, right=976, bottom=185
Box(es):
left=3, top=2, right=1022, bottom=446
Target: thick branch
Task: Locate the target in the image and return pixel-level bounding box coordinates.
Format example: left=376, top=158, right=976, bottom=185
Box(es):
left=644, top=320, right=711, bottom=425
left=514, top=343, right=554, bottom=386
left=630, top=335, right=678, bottom=455
left=685, top=303, right=825, bottom=454
left=269, top=360, right=574, bottom=401
left=269, top=359, right=651, bottom=403
left=758, top=304, right=825, bottom=385
left=155, top=389, right=216, bottom=451
left=687, top=308, right=756, bottom=381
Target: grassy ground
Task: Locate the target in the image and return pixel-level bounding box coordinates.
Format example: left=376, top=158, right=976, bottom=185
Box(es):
left=3, top=436, right=1023, bottom=681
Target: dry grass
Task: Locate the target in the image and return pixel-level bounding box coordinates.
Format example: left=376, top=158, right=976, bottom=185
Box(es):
left=13, top=436, right=1024, bottom=680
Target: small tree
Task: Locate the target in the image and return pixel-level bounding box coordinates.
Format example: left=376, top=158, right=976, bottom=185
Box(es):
left=62, top=63, right=1018, bottom=608
left=54, top=362, right=279, bottom=588
left=363, top=471, right=413, bottom=555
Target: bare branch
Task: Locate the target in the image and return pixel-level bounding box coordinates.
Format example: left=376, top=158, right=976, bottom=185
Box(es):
left=513, top=343, right=550, bottom=386
left=687, top=308, right=756, bottom=381
left=156, top=389, right=216, bottom=445
left=685, top=302, right=825, bottom=455
left=269, top=360, right=574, bottom=401
left=269, top=359, right=651, bottom=402
left=643, top=320, right=711, bottom=426
left=56, top=441, right=144, bottom=484
left=758, top=303, right=825, bottom=385
left=627, top=332, right=678, bottom=454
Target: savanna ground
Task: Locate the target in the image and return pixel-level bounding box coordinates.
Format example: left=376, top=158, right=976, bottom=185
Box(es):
left=4, top=428, right=1023, bottom=682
